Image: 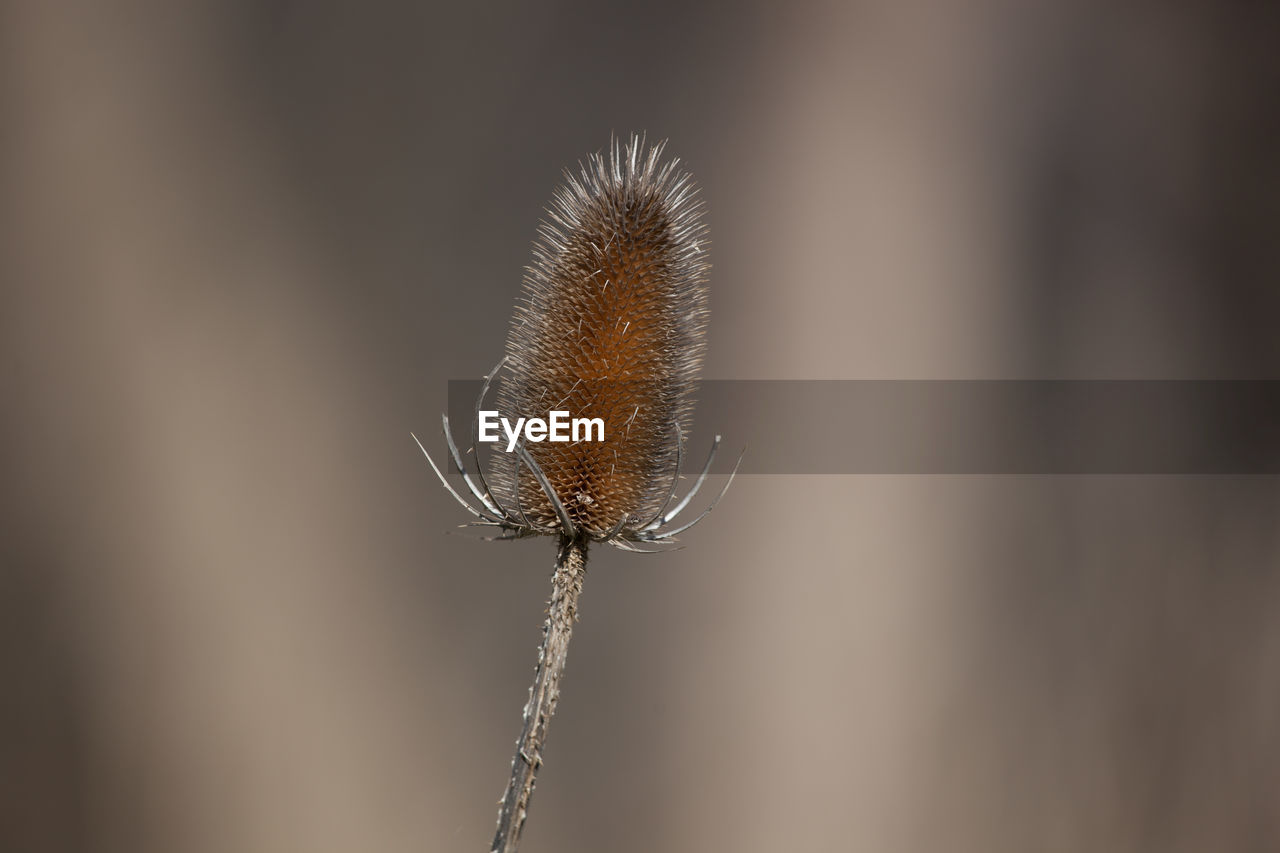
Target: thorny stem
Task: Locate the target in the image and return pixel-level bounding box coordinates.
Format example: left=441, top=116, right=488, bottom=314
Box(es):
left=490, top=535, right=588, bottom=853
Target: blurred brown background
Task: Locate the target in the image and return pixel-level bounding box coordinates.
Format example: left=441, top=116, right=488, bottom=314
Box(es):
left=3, top=2, right=1278, bottom=851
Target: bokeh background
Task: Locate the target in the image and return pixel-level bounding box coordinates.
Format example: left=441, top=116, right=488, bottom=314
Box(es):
left=3, top=2, right=1278, bottom=851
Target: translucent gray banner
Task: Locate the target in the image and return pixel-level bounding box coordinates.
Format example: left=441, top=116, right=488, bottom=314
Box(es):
left=443, top=380, right=1280, bottom=474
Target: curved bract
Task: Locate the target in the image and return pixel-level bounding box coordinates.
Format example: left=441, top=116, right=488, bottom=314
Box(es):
left=412, top=357, right=741, bottom=551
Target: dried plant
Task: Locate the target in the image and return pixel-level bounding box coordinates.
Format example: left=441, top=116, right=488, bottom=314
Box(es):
left=415, top=135, right=740, bottom=853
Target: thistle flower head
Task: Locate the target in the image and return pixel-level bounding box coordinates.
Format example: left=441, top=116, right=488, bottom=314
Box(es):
left=416, top=135, right=739, bottom=550
left=489, top=136, right=709, bottom=539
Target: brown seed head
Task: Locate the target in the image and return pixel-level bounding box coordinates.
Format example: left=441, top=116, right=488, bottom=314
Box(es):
left=490, top=136, right=710, bottom=539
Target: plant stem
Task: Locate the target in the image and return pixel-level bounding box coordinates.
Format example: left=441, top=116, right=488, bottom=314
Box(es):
left=490, top=535, right=588, bottom=853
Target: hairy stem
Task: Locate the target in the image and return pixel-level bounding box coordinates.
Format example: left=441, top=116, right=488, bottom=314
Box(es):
left=490, top=535, right=588, bottom=853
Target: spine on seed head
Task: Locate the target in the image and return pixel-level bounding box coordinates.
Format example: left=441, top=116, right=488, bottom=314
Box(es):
left=491, top=135, right=710, bottom=539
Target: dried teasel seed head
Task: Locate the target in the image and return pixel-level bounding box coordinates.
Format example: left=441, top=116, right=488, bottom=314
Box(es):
left=490, top=135, right=710, bottom=540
